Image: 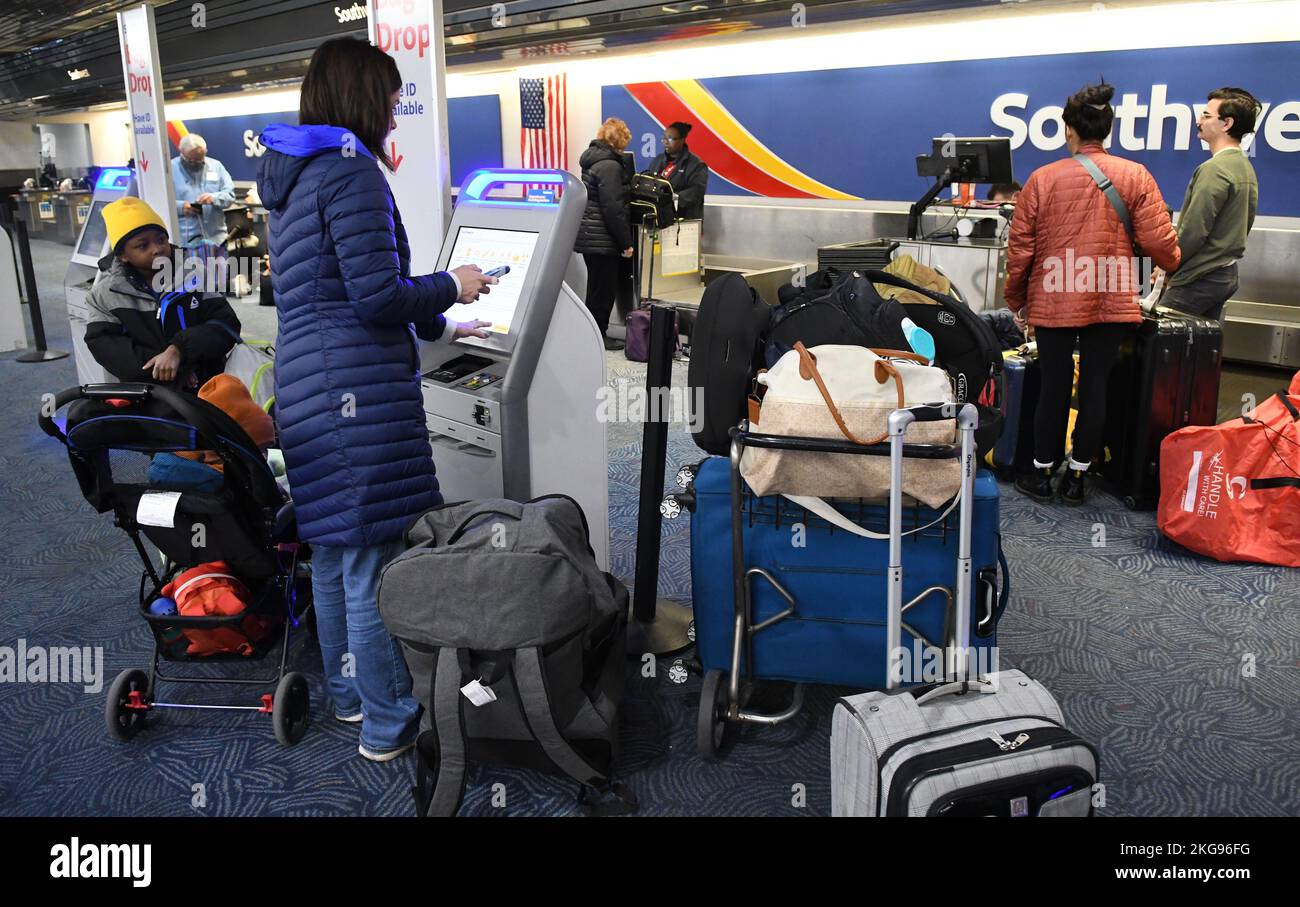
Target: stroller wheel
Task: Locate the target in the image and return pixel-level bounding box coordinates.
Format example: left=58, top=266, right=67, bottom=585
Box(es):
left=272, top=672, right=310, bottom=746
left=106, top=669, right=151, bottom=742
left=697, top=670, right=730, bottom=761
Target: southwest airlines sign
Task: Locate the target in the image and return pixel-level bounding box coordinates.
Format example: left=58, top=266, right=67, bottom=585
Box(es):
left=605, top=41, right=1300, bottom=215
left=992, top=86, right=1300, bottom=153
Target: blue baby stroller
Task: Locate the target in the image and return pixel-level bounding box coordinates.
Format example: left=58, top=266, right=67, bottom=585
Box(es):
left=39, top=382, right=313, bottom=745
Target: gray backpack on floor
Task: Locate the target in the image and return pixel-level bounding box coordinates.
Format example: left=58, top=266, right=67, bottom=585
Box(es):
left=378, top=495, right=636, bottom=816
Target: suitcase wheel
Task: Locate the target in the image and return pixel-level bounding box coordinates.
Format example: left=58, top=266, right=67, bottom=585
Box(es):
left=668, top=659, right=690, bottom=685
left=697, top=669, right=730, bottom=761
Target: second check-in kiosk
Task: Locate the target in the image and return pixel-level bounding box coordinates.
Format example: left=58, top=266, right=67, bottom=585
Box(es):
left=420, top=169, right=611, bottom=570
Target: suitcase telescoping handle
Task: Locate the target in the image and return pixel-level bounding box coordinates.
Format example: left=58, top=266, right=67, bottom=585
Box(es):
left=886, top=403, right=978, bottom=692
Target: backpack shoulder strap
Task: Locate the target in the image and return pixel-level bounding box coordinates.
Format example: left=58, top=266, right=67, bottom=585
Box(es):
left=513, top=645, right=639, bottom=816
left=1073, top=153, right=1135, bottom=246
left=512, top=645, right=606, bottom=786
left=414, top=646, right=469, bottom=817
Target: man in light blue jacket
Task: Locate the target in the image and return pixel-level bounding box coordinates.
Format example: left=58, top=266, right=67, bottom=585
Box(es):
left=171, top=133, right=234, bottom=249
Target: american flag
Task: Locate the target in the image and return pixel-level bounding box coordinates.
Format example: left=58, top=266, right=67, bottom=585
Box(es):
left=519, top=75, right=568, bottom=191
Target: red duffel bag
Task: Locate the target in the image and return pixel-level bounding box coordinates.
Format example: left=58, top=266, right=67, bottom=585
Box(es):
left=1158, top=383, right=1300, bottom=567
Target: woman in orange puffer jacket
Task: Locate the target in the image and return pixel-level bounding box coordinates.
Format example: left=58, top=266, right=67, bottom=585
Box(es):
left=1005, top=82, right=1181, bottom=506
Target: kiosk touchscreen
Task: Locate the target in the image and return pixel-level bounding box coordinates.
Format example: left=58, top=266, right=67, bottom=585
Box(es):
left=441, top=225, right=539, bottom=339
left=65, top=167, right=135, bottom=383
left=420, top=169, right=610, bottom=569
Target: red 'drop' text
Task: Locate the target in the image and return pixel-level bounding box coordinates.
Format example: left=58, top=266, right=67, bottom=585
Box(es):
left=375, top=21, right=430, bottom=59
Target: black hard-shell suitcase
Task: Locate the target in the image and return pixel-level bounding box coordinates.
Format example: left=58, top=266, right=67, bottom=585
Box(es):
left=686, top=272, right=771, bottom=456
left=1100, top=308, right=1222, bottom=508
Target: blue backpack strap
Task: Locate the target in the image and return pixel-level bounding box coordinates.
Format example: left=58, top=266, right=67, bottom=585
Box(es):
left=156, top=290, right=188, bottom=331
left=414, top=646, right=469, bottom=817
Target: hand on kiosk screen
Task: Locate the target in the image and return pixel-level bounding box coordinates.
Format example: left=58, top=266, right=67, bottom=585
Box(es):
left=444, top=226, right=539, bottom=337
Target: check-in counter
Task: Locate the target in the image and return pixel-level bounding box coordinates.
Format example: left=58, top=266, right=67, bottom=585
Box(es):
left=53, top=190, right=92, bottom=245
left=15, top=189, right=54, bottom=239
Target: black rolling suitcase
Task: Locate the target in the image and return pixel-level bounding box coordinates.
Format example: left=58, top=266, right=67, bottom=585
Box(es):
left=1100, top=308, right=1222, bottom=508
left=686, top=272, right=771, bottom=455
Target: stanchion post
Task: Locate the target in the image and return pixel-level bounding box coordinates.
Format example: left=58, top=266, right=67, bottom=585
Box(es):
left=627, top=304, right=692, bottom=656
left=13, top=218, right=70, bottom=363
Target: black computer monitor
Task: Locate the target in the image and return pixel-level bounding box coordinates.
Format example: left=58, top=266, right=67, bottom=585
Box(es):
left=921, top=137, right=1014, bottom=184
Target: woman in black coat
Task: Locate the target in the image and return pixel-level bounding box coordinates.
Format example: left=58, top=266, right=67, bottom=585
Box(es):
left=576, top=117, right=634, bottom=350
left=647, top=121, right=710, bottom=221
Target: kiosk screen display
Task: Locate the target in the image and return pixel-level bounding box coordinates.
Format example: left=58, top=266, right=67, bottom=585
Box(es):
left=75, top=199, right=111, bottom=261
left=442, top=226, right=539, bottom=335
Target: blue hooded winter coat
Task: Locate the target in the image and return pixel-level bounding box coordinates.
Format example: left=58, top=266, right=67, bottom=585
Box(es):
left=256, top=123, right=457, bottom=547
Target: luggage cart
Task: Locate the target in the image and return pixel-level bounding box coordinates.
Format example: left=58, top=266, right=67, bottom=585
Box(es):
left=664, top=404, right=982, bottom=758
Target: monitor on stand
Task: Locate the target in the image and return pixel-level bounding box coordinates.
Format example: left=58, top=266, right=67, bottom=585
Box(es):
left=908, top=137, right=1013, bottom=240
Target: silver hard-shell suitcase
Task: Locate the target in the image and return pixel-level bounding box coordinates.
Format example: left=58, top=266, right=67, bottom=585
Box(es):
left=830, top=404, right=1099, bottom=817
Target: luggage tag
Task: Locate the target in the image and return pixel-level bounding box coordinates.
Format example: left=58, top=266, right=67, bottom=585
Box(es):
left=460, top=677, right=498, bottom=707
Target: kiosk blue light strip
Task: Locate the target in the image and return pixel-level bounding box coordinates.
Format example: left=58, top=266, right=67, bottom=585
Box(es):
left=96, top=168, right=132, bottom=190
left=462, top=169, right=565, bottom=204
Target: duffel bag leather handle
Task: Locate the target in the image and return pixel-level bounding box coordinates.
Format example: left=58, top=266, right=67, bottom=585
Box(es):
left=795, top=342, right=904, bottom=446
left=871, top=347, right=931, bottom=366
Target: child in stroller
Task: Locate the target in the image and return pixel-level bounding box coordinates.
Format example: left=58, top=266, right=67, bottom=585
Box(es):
left=40, top=381, right=313, bottom=746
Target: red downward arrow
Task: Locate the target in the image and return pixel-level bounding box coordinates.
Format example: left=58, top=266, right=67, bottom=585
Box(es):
left=140, top=155, right=149, bottom=173
left=389, top=142, right=404, bottom=171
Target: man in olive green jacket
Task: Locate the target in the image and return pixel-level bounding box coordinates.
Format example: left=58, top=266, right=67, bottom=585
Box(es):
left=1164, top=87, right=1261, bottom=322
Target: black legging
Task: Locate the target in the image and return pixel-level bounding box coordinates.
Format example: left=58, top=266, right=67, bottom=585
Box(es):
left=1033, top=322, right=1135, bottom=467
left=583, top=253, right=621, bottom=335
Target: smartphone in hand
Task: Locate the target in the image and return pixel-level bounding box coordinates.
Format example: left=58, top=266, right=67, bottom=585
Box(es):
left=484, top=265, right=510, bottom=278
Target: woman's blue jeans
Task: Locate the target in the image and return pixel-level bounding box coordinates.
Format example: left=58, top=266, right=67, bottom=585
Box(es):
left=309, top=540, right=419, bottom=753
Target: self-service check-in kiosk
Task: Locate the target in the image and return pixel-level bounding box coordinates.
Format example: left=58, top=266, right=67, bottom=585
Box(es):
left=420, top=169, right=611, bottom=570
left=65, top=167, right=134, bottom=383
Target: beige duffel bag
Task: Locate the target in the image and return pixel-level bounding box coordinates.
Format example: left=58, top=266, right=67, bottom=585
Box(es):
left=741, top=342, right=961, bottom=511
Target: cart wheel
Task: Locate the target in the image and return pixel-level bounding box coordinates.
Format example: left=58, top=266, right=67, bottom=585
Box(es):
left=105, top=669, right=151, bottom=742
left=675, top=465, right=697, bottom=489
left=697, top=669, right=730, bottom=760
left=272, top=672, right=310, bottom=746
left=660, top=496, right=682, bottom=520
left=686, top=620, right=696, bottom=644
left=1123, top=495, right=1138, bottom=510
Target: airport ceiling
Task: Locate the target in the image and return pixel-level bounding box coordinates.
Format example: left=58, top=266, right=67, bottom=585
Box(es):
left=0, top=0, right=1026, bottom=118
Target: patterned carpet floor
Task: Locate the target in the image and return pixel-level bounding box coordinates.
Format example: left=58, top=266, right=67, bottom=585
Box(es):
left=1, top=239, right=1296, bottom=816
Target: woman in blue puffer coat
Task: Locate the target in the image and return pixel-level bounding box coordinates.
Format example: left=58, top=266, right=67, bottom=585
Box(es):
left=257, top=37, right=494, bottom=762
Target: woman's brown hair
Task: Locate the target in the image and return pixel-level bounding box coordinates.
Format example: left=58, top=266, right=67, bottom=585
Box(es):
left=299, top=37, right=402, bottom=169
left=1062, top=81, right=1115, bottom=143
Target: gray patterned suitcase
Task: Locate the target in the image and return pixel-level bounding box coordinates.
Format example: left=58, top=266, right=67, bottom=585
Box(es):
left=829, top=404, right=1100, bottom=817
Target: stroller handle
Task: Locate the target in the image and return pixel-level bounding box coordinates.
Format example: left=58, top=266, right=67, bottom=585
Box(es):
left=40, top=381, right=284, bottom=514
left=40, top=383, right=175, bottom=442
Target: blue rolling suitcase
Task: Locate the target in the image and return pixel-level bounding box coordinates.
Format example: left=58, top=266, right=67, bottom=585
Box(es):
left=991, top=353, right=1027, bottom=471
left=687, top=457, right=1007, bottom=691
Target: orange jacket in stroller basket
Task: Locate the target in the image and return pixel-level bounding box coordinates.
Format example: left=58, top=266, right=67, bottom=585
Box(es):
left=161, top=561, right=274, bottom=656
